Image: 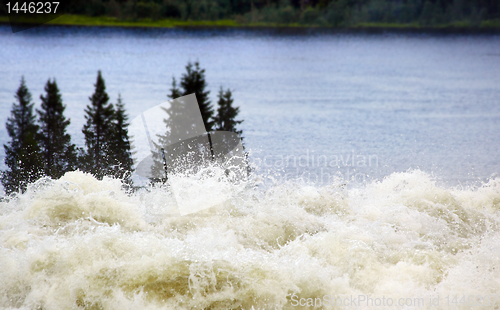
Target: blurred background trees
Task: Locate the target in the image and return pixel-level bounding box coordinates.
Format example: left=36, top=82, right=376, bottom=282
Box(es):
left=37, top=78, right=78, bottom=179
left=214, top=87, right=243, bottom=136
left=0, top=64, right=244, bottom=194
left=108, top=94, right=134, bottom=183
left=1, top=73, right=134, bottom=195
left=178, top=61, right=214, bottom=132
left=1, top=78, right=43, bottom=194
left=81, top=71, right=134, bottom=183
left=81, top=70, right=116, bottom=179
left=148, top=61, right=245, bottom=184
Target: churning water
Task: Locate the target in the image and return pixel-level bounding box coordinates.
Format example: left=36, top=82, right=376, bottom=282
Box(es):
left=1, top=26, right=500, bottom=309
left=1, top=169, right=499, bottom=309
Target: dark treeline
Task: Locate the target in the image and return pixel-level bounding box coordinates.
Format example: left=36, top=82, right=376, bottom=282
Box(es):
left=1, top=72, right=134, bottom=195
left=2, top=0, right=499, bottom=27
left=168, top=61, right=242, bottom=134
left=151, top=61, right=244, bottom=182
left=1, top=64, right=244, bottom=195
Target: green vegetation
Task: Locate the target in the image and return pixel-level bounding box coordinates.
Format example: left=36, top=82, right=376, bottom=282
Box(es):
left=214, top=87, right=243, bottom=136
left=109, top=94, right=134, bottom=183
left=0, top=15, right=239, bottom=28
left=38, top=78, right=78, bottom=179
left=179, top=62, right=215, bottom=131
left=166, top=61, right=243, bottom=136
left=1, top=0, right=499, bottom=29
left=1, top=73, right=134, bottom=195
left=1, top=78, right=43, bottom=194
left=81, top=71, right=134, bottom=183
left=81, top=70, right=116, bottom=179
left=1, top=65, right=244, bottom=194
left=150, top=61, right=245, bottom=183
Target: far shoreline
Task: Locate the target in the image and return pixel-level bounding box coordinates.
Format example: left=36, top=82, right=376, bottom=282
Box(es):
left=1, top=15, right=500, bottom=35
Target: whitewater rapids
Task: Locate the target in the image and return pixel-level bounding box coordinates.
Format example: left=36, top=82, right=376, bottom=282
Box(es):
left=0, top=169, right=499, bottom=309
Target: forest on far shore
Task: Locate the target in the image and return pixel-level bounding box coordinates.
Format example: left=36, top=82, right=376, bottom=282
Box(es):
left=1, top=0, right=500, bottom=28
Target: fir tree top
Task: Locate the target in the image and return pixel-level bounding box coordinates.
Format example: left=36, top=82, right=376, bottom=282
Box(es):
left=6, top=77, right=38, bottom=143
left=214, top=87, right=243, bottom=136
left=2, top=77, right=42, bottom=194
left=179, top=61, right=215, bottom=131
left=168, top=77, right=182, bottom=100
left=37, top=78, right=76, bottom=179
left=88, top=70, right=111, bottom=112
left=108, top=94, right=134, bottom=183
left=82, top=70, right=115, bottom=176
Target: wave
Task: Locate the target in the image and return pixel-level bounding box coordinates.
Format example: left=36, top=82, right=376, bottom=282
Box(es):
left=1, top=169, right=499, bottom=309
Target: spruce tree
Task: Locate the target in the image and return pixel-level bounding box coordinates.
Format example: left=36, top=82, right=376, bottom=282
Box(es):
left=82, top=70, right=115, bottom=179
left=150, top=63, right=215, bottom=181
left=148, top=77, right=183, bottom=182
left=152, top=62, right=249, bottom=182
left=150, top=94, right=204, bottom=181
left=179, top=61, right=214, bottom=131
left=214, top=87, right=243, bottom=136
left=168, top=77, right=182, bottom=100
left=1, top=77, right=43, bottom=194
left=214, top=87, right=250, bottom=175
left=37, top=78, right=77, bottom=179
left=108, top=94, right=134, bottom=183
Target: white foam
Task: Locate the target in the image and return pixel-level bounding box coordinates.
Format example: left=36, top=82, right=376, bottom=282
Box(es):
left=0, top=170, right=499, bottom=309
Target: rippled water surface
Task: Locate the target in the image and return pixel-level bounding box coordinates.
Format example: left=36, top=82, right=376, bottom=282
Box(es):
left=0, top=26, right=500, bottom=309
left=1, top=26, right=499, bottom=185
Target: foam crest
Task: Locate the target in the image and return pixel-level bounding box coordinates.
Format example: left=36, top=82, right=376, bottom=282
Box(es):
left=24, top=171, right=146, bottom=230
left=0, top=170, right=499, bottom=309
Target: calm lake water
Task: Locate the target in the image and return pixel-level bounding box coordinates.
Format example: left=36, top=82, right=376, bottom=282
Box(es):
left=1, top=25, right=499, bottom=186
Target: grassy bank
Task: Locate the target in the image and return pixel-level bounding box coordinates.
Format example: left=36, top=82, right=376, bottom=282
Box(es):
left=1, top=15, right=500, bottom=31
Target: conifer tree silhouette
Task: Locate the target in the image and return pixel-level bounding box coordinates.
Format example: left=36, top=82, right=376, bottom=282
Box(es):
left=37, top=78, right=77, bottom=179
left=108, top=94, right=134, bottom=183
left=214, top=87, right=243, bottom=136
left=81, top=71, right=116, bottom=179
left=179, top=61, right=214, bottom=131
left=1, top=77, right=43, bottom=194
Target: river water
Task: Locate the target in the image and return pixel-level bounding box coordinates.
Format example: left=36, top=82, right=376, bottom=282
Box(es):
left=1, top=26, right=500, bottom=186
left=0, top=26, right=499, bottom=309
